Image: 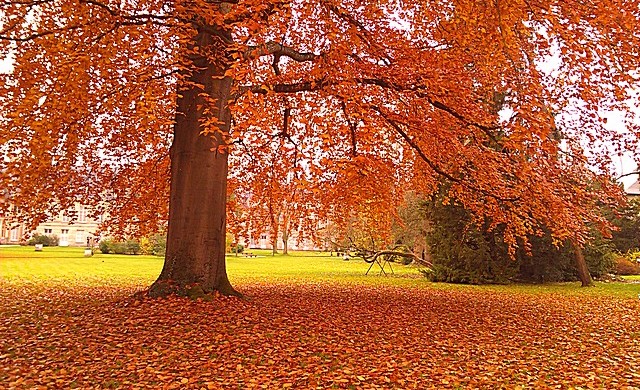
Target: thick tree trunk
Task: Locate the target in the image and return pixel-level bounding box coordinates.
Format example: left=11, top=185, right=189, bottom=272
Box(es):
left=149, top=25, right=240, bottom=298
left=573, top=239, right=594, bottom=287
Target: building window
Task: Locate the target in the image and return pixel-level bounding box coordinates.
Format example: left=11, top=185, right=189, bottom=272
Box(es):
left=44, top=228, right=52, bottom=234
left=75, top=230, right=84, bottom=243
left=260, top=234, right=267, bottom=240
left=10, top=228, right=19, bottom=242
left=79, top=206, right=88, bottom=222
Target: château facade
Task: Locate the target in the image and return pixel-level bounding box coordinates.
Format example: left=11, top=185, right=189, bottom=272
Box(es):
left=0, top=203, right=102, bottom=246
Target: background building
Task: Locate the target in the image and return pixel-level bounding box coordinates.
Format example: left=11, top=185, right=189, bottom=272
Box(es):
left=34, top=204, right=102, bottom=246
left=626, top=180, right=640, bottom=197
left=0, top=203, right=102, bottom=246
left=0, top=204, right=27, bottom=244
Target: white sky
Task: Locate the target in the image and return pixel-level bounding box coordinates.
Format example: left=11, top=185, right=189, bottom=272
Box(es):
left=0, top=48, right=13, bottom=74
left=604, top=109, right=638, bottom=190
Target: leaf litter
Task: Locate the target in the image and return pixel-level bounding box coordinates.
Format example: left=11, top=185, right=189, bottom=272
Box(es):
left=1, top=280, right=639, bottom=389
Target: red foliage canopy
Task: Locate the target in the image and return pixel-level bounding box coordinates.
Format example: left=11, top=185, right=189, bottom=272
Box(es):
left=1, top=0, right=639, bottom=251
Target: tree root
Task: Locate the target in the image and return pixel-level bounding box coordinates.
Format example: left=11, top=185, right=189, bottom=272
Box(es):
left=145, top=279, right=245, bottom=300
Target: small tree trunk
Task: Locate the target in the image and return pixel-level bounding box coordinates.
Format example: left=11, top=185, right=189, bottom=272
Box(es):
left=149, top=24, right=240, bottom=298
left=271, top=225, right=279, bottom=256
left=269, top=209, right=279, bottom=255
left=282, top=228, right=289, bottom=255
left=573, top=239, right=594, bottom=287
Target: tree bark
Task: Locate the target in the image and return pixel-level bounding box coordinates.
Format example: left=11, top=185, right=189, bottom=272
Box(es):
left=149, top=24, right=240, bottom=298
left=573, top=239, right=594, bottom=287
left=282, top=225, right=289, bottom=255
left=270, top=211, right=279, bottom=256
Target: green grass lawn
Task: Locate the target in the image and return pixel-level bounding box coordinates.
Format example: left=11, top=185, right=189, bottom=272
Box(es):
left=0, top=246, right=416, bottom=284
left=0, top=245, right=163, bottom=286
left=1, top=245, right=639, bottom=298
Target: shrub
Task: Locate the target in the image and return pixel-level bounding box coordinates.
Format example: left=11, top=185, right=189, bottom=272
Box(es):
left=139, top=237, right=153, bottom=255
left=100, top=235, right=165, bottom=256
left=230, top=243, right=244, bottom=254
left=626, top=250, right=640, bottom=263
left=608, top=198, right=640, bottom=253
left=614, top=256, right=640, bottom=275
left=124, top=239, right=141, bottom=255
left=99, top=239, right=115, bottom=254
left=583, top=234, right=616, bottom=278
left=28, top=234, right=59, bottom=247
left=99, top=239, right=136, bottom=255
left=149, top=234, right=166, bottom=256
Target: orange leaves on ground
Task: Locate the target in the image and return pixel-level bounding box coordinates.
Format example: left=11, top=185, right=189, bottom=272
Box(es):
left=1, top=281, right=639, bottom=389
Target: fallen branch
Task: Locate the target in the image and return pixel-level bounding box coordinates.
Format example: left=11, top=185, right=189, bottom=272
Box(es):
left=365, top=250, right=432, bottom=268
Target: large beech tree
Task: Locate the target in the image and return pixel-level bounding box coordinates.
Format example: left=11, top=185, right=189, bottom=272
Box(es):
left=1, top=0, right=639, bottom=293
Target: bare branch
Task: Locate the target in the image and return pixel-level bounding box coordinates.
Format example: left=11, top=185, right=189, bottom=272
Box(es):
left=370, top=250, right=431, bottom=267
left=618, top=171, right=640, bottom=180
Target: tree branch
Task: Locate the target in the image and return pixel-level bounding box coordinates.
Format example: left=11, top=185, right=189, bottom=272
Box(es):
left=372, top=106, right=521, bottom=204
left=235, top=75, right=499, bottom=139
left=243, top=41, right=318, bottom=62
left=340, top=100, right=358, bottom=157
left=0, top=1, right=181, bottom=42
left=370, top=250, right=432, bottom=267
left=371, top=106, right=464, bottom=185
left=232, top=78, right=326, bottom=100
left=355, top=77, right=500, bottom=135
left=324, top=2, right=392, bottom=65
left=618, top=171, right=639, bottom=180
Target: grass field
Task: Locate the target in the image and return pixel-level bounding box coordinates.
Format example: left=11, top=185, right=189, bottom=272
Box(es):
left=0, top=246, right=419, bottom=286
left=1, top=245, right=638, bottom=298
left=1, top=245, right=640, bottom=389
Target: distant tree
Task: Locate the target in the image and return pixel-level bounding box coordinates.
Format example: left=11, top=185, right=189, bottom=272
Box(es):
left=423, top=189, right=615, bottom=284
left=392, top=193, right=431, bottom=263
left=608, top=198, right=640, bottom=254
left=232, top=113, right=319, bottom=255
